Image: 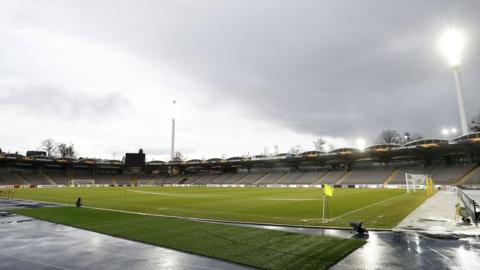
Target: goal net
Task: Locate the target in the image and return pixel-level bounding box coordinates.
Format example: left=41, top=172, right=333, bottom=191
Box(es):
left=70, top=179, right=95, bottom=186
left=405, top=173, right=426, bottom=193
left=137, top=179, right=154, bottom=186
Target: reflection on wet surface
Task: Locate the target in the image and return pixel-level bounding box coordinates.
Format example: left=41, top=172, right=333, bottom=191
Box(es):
left=333, top=232, right=480, bottom=270
left=0, top=213, right=250, bottom=270
left=1, top=199, right=480, bottom=270
left=0, top=199, right=59, bottom=210
left=216, top=221, right=480, bottom=270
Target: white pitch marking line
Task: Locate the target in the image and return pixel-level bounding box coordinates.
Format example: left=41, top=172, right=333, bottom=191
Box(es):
left=429, top=248, right=450, bottom=260
left=258, top=198, right=323, bottom=201
left=328, top=193, right=408, bottom=222
left=126, top=189, right=228, bottom=198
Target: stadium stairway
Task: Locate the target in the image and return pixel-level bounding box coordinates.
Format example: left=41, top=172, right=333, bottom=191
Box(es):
left=40, top=171, right=57, bottom=185
left=176, top=176, right=189, bottom=185
left=13, top=172, right=31, bottom=185
left=253, top=173, right=271, bottom=185
left=456, top=165, right=480, bottom=185
left=334, top=170, right=352, bottom=185
left=274, top=172, right=303, bottom=184
left=223, top=173, right=249, bottom=184
left=383, top=169, right=400, bottom=185
left=237, top=173, right=266, bottom=184
left=271, top=172, right=289, bottom=185
left=256, top=172, right=287, bottom=185
left=192, top=174, right=220, bottom=185
left=312, top=170, right=332, bottom=185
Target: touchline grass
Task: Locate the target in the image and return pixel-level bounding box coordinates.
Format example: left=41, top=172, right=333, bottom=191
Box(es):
left=6, top=186, right=430, bottom=228
left=13, top=207, right=365, bottom=270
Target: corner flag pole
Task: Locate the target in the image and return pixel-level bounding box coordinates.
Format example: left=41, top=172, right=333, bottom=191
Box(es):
left=322, top=183, right=334, bottom=223
left=322, top=194, right=326, bottom=223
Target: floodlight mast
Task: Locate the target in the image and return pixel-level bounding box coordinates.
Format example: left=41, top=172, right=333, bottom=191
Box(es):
left=170, top=100, right=176, bottom=161
left=171, top=118, right=175, bottom=160
left=452, top=66, right=468, bottom=135
left=439, top=29, right=469, bottom=135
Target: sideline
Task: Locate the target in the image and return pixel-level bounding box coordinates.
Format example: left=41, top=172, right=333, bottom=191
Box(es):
left=3, top=198, right=392, bottom=231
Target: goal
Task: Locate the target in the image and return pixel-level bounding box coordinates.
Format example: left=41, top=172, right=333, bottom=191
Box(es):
left=405, top=173, right=426, bottom=193
left=137, top=179, right=154, bottom=186
left=70, top=179, right=95, bottom=186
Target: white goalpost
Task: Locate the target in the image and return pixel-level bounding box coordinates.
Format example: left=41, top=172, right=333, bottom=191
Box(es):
left=70, top=179, right=95, bottom=186
left=137, top=179, right=154, bottom=186
left=405, top=173, right=426, bottom=193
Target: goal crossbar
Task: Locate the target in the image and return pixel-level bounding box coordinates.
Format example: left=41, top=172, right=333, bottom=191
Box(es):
left=70, top=179, right=95, bottom=186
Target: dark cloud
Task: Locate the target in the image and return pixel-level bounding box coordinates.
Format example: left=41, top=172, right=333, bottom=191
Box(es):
left=3, top=0, right=480, bottom=141
left=0, top=85, right=130, bottom=120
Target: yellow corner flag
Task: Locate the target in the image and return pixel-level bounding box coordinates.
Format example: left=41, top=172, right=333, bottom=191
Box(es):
left=324, top=184, right=334, bottom=197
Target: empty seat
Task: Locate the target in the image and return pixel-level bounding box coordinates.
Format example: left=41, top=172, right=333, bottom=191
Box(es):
left=294, top=171, right=328, bottom=184
left=256, top=172, right=287, bottom=184
left=276, top=172, right=303, bottom=184
left=341, top=168, right=394, bottom=184
left=237, top=173, right=266, bottom=184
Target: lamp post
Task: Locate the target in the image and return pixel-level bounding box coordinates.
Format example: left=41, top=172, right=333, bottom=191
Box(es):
left=170, top=100, right=176, bottom=161
left=439, top=29, right=469, bottom=135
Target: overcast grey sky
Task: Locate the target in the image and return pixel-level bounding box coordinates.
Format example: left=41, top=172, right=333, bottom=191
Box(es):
left=0, top=0, right=479, bottom=160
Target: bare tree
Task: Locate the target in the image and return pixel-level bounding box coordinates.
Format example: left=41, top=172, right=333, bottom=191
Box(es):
left=471, top=111, right=480, bottom=132
left=263, top=146, right=270, bottom=156
left=401, top=132, right=424, bottom=143
left=273, top=144, right=279, bottom=155
left=327, top=143, right=335, bottom=152
left=41, top=138, right=56, bottom=157
left=376, top=130, right=424, bottom=145
left=313, top=138, right=326, bottom=152
left=174, top=151, right=184, bottom=161
left=288, top=145, right=303, bottom=155
left=57, top=143, right=76, bottom=158
left=375, top=130, right=401, bottom=144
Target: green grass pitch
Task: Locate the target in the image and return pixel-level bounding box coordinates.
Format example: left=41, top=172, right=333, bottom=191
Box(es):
left=6, top=187, right=429, bottom=269
left=7, top=186, right=429, bottom=229
left=13, top=207, right=365, bottom=270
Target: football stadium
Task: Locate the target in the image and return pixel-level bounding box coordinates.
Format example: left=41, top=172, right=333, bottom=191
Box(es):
left=2, top=1, right=480, bottom=270
left=1, top=133, right=480, bottom=269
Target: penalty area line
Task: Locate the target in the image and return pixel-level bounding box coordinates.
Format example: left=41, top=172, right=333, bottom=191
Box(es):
left=328, top=193, right=409, bottom=222
left=126, top=189, right=228, bottom=198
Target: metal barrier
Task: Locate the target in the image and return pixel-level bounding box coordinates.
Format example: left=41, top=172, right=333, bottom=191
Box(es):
left=457, top=188, right=480, bottom=225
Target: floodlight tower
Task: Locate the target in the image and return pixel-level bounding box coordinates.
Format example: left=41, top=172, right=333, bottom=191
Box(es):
left=170, top=100, right=176, bottom=161
left=439, top=28, right=469, bottom=135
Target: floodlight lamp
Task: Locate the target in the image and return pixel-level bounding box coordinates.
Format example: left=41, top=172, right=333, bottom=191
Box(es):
left=356, top=138, right=366, bottom=150
left=451, top=128, right=457, bottom=134
left=439, top=28, right=465, bottom=67
left=442, top=128, right=449, bottom=136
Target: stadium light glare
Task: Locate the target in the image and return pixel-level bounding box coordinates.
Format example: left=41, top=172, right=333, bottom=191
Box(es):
left=451, top=128, right=458, bottom=134
left=439, top=28, right=464, bottom=67
left=442, top=128, right=450, bottom=136
left=356, top=138, right=366, bottom=151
